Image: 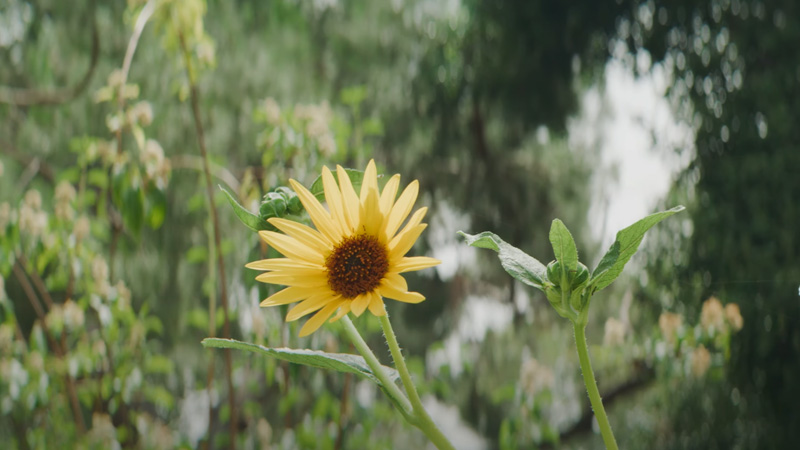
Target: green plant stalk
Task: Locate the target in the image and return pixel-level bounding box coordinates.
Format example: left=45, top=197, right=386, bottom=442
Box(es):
left=379, top=315, right=456, bottom=450
left=574, top=323, right=618, bottom=450
left=339, top=315, right=413, bottom=418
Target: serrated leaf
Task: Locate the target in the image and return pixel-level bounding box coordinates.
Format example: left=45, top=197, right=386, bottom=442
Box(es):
left=219, top=184, right=271, bottom=232
left=202, top=338, right=400, bottom=385
left=458, top=231, right=547, bottom=289
left=549, top=219, right=578, bottom=274
left=310, top=168, right=364, bottom=202
left=590, top=205, right=685, bottom=293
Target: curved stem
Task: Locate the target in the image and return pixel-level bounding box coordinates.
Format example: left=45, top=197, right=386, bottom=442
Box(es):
left=574, top=323, right=618, bottom=450
left=379, top=315, right=455, bottom=450
left=339, top=316, right=413, bottom=417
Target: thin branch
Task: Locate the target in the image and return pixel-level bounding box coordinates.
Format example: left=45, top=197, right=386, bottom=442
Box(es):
left=0, top=0, right=99, bottom=106
left=178, top=32, right=238, bottom=449
left=12, top=259, right=86, bottom=434
left=16, top=253, right=55, bottom=310
left=170, top=154, right=241, bottom=192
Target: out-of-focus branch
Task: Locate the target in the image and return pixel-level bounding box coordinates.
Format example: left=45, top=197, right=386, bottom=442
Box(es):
left=170, top=154, right=241, bottom=192
left=178, top=31, right=238, bottom=449
left=12, top=258, right=86, bottom=434
left=0, top=0, right=99, bottom=106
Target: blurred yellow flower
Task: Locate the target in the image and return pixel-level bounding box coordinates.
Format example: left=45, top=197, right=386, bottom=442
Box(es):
left=725, top=303, right=744, bottom=331
left=691, top=344, right=711, bottom=377
left=248, top=160, right=440, bottom=336
left=700, top=296, right=725, bottom=333
left=658, top=311, right=683, bottom=343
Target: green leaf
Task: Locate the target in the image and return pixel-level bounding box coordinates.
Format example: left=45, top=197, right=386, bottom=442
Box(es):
left=458, top=231, right=547, bottom=289
left=219, top=184, right=271, bottom=232
left=549, top=219, right=578, bottom=274
left=590, top=205, right=685, bottom=293
left=202, top=338, right=400, bottom=385
left=309, top=168, right=364, bottom=202
left=122, top=187, right=145, bottom=236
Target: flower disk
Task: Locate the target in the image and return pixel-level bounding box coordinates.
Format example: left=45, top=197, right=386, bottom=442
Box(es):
left=246, top=159, right=440, bottom=337
left=326, top=234, right=389, bottom=299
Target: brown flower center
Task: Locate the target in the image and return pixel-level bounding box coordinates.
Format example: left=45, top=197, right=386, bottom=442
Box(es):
left=325, top=234, right=389, bottom=299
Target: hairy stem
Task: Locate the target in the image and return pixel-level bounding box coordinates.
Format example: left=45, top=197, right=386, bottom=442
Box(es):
left=339, top=316, right=413, bottom=417
left=574, top=323, right=618, bottom=450
left=378, top=314, right=455, bottom=450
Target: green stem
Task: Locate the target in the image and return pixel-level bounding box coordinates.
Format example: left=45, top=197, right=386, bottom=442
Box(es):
left=379, top=315, right=455, bottom=450
left=339, top=316, right=413, bottom=418
left=574, top=323, right=619, bottom=450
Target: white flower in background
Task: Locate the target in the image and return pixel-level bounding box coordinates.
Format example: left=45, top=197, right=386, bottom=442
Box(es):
left=519, top=357, right=554, bottom=399
left=24, top=189, right=42, bottom=210
left=74, top=215, right=91, bottom=242
left=603, top=317, right=626, bottom=346
left=263, top=98, right=282, bottom=126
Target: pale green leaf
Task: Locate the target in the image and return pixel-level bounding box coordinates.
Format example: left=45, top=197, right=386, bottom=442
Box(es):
left=202, top=338, right=400, bottom=385
left=590, top=205, right=685, bottom=293
left=549, top=219, right=578, bottom=273
left=458, top=231, right=546, bottom=289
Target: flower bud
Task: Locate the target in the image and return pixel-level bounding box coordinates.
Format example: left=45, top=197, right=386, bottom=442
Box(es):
left=260, top=192, right=287, bottom=219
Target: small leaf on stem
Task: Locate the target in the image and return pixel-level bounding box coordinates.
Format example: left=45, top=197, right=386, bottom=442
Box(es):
left=458, top=231, right=547, bottom=289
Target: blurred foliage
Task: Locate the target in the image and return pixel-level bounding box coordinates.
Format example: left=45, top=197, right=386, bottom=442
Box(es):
left=627, top=1, right=800, bottom=448
left=0, top=0, right=791, bottom=448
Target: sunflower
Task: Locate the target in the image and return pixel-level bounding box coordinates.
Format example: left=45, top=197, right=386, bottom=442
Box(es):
left=247, top=160, right=440, bottom=336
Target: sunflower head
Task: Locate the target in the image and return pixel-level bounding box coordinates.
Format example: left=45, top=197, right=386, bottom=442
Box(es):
left=246, top=160, right=440, bottom=336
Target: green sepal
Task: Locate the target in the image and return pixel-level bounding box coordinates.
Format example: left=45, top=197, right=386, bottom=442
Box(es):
left=219, top=185, right=272, bottom=232
left=459, top=231, right=547, bottom=289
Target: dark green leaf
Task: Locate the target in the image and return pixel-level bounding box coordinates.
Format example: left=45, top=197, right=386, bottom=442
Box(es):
left=202, top=338, right=400, bottom=385
left=590, top=206, right=685, bottom=293
left=458, top=231, right=547, bottom=289
left=218, top=184, right=271, bottom=232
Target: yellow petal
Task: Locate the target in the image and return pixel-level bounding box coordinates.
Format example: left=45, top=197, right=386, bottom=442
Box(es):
left=322, top=166, right=353, bottom=234
left=255, top=271, right=328, bottom=287
left=379, top=174, right=401, bottom=215
left=289, top=179, right=342, bottom=243
left=336, top=165, right=360, bottom=229
left=360, top=159, right=379, bottom=202
left=384, top=180, right=419, bottom=240
left=258, top=230, right=324, bottom=265
left=389, top=224, right=427, bottom=259
left=299, top=300, right=342, bottom=337
left=368, top=295, right=387, bottom=316
left=392, top=256, right=441, bottom=273
left=350, top=293, right=372, bottom=317
left=379, top=286, right=425, bottom=304
left=261, top=286, right=320, bottom=307
left=268, top=217, right=332, bottom=252
left=381, top=272, right=409, bottom=293
left=359, top=187, right=383, bottom=237
left=329, top=302, right=351, bottom=322
left=245, top=258, right=323, bottom=271
left=286, top=293, right=339, bottom=321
